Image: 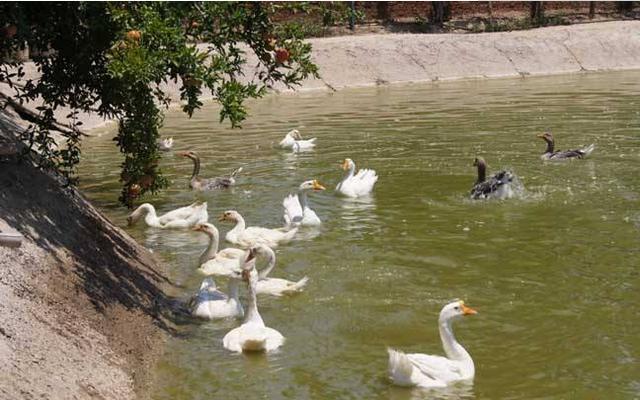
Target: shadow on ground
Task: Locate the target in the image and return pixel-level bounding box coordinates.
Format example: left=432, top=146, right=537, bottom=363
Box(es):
left=0, top=110, right=192, bottom=335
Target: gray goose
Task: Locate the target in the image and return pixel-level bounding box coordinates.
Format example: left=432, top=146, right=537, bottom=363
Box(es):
left=470, top=157, right=514, bottom=200
left=179, top=151, right=242, bottom=191
left=537, top=131, right=595, bottom=161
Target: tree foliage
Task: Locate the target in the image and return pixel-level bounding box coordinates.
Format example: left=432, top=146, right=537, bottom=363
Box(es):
left=0, top=2, right=318, bottom=206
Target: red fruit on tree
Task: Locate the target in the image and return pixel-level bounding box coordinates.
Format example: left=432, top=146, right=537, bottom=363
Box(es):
left=275, top=48, right=290, bottom=64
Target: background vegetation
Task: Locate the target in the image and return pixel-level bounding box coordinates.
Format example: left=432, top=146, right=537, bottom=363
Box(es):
left=0, top=2, right=318, bottom=206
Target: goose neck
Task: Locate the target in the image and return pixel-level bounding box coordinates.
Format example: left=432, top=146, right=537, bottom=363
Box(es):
left=190, top=155, right=201, bottom=180
left=244, top=278, right=264, bottom=326
left=340, top=163, right=356, bottom=186
left=199, top=227, right=220, bottom=265
left=545, top=139, right=555, bottom=154
left=258, top=247, right=276, bottom=280
left=438, top=318, right=472, bottom=365
left=299, top=188, right=309, bottom=210
left=476, top=163, right=486, bottom=184
left=142, top=205, right=161, bottom=227
left=229, top=214, right=246, bottom=235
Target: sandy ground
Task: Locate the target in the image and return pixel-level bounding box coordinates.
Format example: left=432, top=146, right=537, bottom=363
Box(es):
left=0, top=21, right=639, bottom=399
left=0, top=110, right=174, bottom=399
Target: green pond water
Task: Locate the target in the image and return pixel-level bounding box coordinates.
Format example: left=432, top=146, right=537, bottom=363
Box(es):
left=80, top=71, right=640, bottom=399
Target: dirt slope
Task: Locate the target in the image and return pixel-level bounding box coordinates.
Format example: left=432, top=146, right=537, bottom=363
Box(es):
left=0, top=112, right=173, bottom=399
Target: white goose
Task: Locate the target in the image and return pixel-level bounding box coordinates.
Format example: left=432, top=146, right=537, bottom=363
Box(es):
left=190, top=276, right=244, bottom=320
left=248, top=245, right=309, bottom=296
left=158, top=137, right=173, bottom=152
left=283, top=179, right=326, bottom=227
left=219, top=210, right=298, bottom=248
left=279, top=129, right=316, bottom=150
left=223, top=252, right=285, bottom=353
left=336, top=158, right=378, bottom=198
left=192, top=223, right=246, bottom=276
left=388, top=300, right=478, bottom=389
left=127, top=202, right=208, bottom=229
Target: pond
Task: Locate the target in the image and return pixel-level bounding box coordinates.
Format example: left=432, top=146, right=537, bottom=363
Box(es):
left=80, top=71, right=640, bottom=399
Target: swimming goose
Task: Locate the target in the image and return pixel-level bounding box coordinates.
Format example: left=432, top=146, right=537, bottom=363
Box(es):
left=336, top=158, right=378, bottom=198
left=537, top=131, right=595, bottom=160
left=158, top=137, right=173, bottom=152
left=190, top=276, right=244, bottom=320
left=127, top=202, right=208, bottom=228
left=388, top=300, right=477, bottom=389
left=249, top=245, right=309, bottom=296
left=223, top=251, right=285, bottom=352
left=279, top=129, right=316, bottom=150
left=179, top=151, right=242, bottom=191
left=283, top=179, right=326, bottom=227
left=470, top=157, right=514, bottom=200
left=193, top=223, right=246, bottom=275
left=220, top=210, right=298, bottom=248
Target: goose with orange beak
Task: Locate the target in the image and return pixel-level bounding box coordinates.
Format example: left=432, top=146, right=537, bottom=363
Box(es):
left=222, top=248, right=285, bottom=352
left=537, top=131, right=595, bottom=160
left=283, top=179, right=326, bottom=227
left=279, top=129, right=316, bottom=150
left=127, top=201, right=207, bottom=228
left=192, top=223, right=246, bottom=275
left=388, top=300, right=478, bottom=388
left=336, top=158, right=378, bottom=198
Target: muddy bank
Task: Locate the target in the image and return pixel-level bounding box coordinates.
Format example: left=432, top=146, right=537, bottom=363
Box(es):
left=0, top=110, right=173, bottom=398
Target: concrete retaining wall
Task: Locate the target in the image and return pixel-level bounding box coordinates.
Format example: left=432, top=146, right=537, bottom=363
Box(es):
left=282, top=21, right=640, bottom=92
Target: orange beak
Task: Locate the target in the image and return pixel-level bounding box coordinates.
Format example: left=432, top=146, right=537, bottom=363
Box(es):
left=536, top=133, right=546, bottom=139
left=191, top=224, right=203, bottom=232
left=341, top=160, right=349, bottom=170
left=218, top=214, right=226, bottom=222
left=312, top=180, right=326, bottom=191
left=461, top=302, right=478, bottom=316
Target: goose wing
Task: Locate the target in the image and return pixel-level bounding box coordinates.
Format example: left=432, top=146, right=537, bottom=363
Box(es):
left=157, top=202, right=202, bottom=224
left=470, top=170, right=512, bottom=199
left=406, top=353, right=465, bottom=383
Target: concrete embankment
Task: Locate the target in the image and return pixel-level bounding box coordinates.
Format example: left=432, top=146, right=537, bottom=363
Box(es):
left=285, top=21, right=640, bottom=92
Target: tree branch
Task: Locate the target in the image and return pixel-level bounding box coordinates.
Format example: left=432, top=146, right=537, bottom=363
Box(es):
left=0, top=92, right=89, bottom=137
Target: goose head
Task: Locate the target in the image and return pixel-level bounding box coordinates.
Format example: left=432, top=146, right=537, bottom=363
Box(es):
left=439, top=300, right=477, bottom=323
left=127, top=203, right=152, bottom=226
left=537, top=131, right=554, bottom=145
left=159, top=137, right=173, bottom=149
left=192, top=222, right=218, bottom=237
left=341, top=158, right=355, bottom=171
left=472, top=157, right=485, bottom=168
left=280, top=129, right=300, bottom=146
left=219, top=210, right=241, bottom=223
left=241, top=247, right=260, bottom=283
left=299, top=179, right=326, bottom=192
left=178, top=150, right=199, bottom=160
